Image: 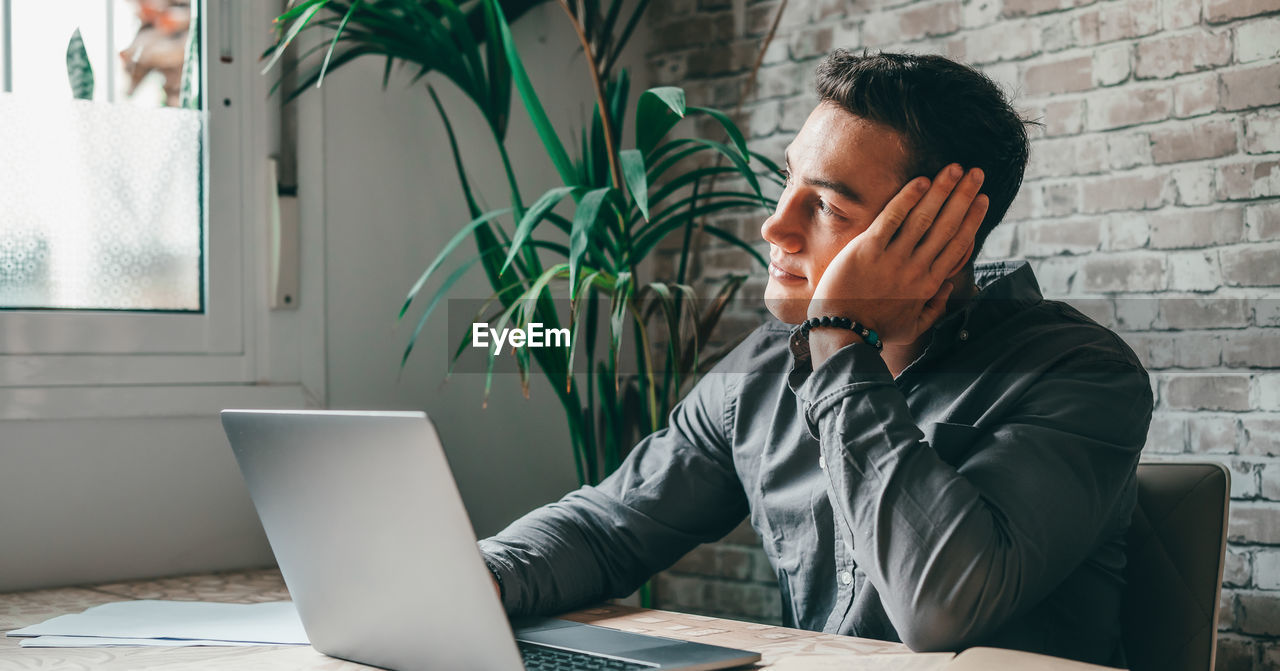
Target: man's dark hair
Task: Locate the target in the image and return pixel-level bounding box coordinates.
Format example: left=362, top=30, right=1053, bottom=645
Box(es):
left=815, top=50, right=1033, bottom=260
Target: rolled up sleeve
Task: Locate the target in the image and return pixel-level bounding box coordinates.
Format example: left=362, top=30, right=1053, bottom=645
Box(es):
left=479, top=367, right=750, bottom=616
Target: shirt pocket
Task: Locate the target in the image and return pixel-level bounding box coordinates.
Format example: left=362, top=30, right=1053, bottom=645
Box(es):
left=926, top=421, right=983, bottom=468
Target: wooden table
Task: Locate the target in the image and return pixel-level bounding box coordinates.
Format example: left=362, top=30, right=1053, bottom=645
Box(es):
left=0, top=568, right=946, bottom=670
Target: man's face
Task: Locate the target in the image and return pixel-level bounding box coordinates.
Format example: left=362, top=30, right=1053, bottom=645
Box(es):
left=761, top=103, right=913, bottom=324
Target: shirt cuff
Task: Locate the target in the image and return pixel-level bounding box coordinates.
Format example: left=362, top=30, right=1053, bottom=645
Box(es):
left=788, top=341, right=894, bottom=437
left=478, top=540, right=521, bottom=614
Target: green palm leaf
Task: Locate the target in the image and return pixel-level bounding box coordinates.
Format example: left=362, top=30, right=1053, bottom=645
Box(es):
left=635, top=86, right=685, bottom=157
left=501, top=186, right=577, bottom=276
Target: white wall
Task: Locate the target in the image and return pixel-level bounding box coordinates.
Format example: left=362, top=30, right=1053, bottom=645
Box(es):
left=0, top=4, right=648, bottom=591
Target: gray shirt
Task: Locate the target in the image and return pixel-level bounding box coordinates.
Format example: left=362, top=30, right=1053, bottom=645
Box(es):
left=479, top=260, right=1153, bottom=666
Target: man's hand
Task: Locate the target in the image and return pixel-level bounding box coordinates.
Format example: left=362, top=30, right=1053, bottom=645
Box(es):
left=807, top=163, right=988, bottom=350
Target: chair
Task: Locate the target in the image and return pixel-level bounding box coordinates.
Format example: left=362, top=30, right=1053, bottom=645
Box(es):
left=1121, top=462, right=1230, bottom=671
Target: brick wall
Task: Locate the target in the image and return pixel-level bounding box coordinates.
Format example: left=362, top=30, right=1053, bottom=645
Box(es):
left=642, top=0, right=1280, bottom=666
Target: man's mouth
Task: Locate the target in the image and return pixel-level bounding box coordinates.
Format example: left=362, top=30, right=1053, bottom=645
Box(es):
left=768, top=262, right=806, bottom=282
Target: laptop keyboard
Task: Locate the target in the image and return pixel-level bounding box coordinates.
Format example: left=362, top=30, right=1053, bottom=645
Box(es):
left=518, top=640, right=657, bottom=670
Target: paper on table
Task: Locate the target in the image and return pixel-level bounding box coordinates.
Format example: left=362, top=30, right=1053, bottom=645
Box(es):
left=20, top=635, right=262, bottom=648
left=6, top=600, right=308, bottom=645
left=766, top=652, right=955, bottom=670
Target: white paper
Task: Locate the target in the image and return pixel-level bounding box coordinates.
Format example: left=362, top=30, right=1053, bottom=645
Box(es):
left=20, top=635, right=263, bottom=648
left=6, top=600, right=308, bottom=645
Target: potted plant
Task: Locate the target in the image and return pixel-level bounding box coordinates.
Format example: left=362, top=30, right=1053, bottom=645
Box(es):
left=265, top=0, right=781, bottom=489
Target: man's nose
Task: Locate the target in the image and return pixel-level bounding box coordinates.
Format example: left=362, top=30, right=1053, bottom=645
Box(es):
left=760, top=189, right=803, bottom=254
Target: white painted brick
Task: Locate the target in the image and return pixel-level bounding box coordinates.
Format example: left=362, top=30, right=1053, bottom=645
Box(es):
left=1166, top=374, right=1252, bottom=411
left=1225, top=548, right=1253, bottom=587
left=1135, top=29, right=1233, bottom=79
left=1170, top=166, right=1218, bottom=206
left=1127, top=331, right=1178, bottom=363
left=1189, top=414, right=1242, bottom=452
left=961, top=0, right=1002, bottom=27
left=1256, top=549, right=1280, bottom=589
left=964, top=21, right=1039, bottom=63
left=1080, top=173, right=1170, bottom=212
left=1262, top=461, right=1280, bottom=501
left=1236, top=17, right=1280, bottom=63
left=1032, top=182, right=1082, bottom=217
left=1230, top=502, right=1280, bottom=544
left=1159, top=0, right=1202, bottom=28
left=1217, top=159, right=1280, bottom=201
left=1094, top=0, right=1161, bottom=43
left=1246, top=201, right=1280, bottom=241
left=1116, top=294, right=1160, bottom=329
left=1207, top=0, right=1280, bottom=23
left=1221, top=243, right=1280, bottom=286
left=1030, top=256, right=1077, bottom=295
left=1258, top=298, right=1280, bottom=326
left=1245, top=110, right=1280, bottom=154
left=1222, top=62, right=1280, bottom=110
left=1107, top=131, right=1153, bottom=170
left=1173, top=332, right=1224, bottom=367
left=1224, top=330, right=1280, bottom=368
left=1005, top=189, right=1033, bottom=221
left=1093, top=43, right=1132, bottom=86
left=760, top=39, right=791, bottom=66
left=746, top=100, right=782, bottom=138
left=1238, top=591, right=1280, bottom=637
left=1172, top=74, right=1221, bottom=118
left=1258, top=373, right=1280, bottom=411
left=1148, top=206, right=1245, bottom=248
left=1166, top=250, right=1222, bottom=291
left=1040, top=17, right=1076, bottom=53
left=1082, top=253, right=1168, bottom=292
left=1104, top=214, right=1152, bottom=250
left=1244, top=416, right=1280, bottom=456
left=1156, top=295, right=1251, bottom=328
left=1087, top=85, right=1173, bottom=130
left=1223, top=458, right=1261, bottom=498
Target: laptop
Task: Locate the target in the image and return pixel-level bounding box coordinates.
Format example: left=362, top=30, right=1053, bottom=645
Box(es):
left=221, top=409, right=761, bottom=671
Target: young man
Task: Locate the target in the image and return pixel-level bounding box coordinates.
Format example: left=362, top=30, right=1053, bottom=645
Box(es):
left=479, top=50, right=1152, bottom=666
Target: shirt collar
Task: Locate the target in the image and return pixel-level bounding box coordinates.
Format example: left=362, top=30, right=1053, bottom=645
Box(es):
left=933, top=259, right=1045, bottom=345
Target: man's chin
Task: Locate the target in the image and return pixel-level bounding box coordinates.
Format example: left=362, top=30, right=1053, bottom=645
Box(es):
left=764, top=289, right=811, bottom=325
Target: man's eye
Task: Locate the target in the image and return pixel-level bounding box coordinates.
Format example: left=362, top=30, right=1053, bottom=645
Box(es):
left=816, top=199, right=832, bottom=215
left=779, top=168, right=791, bottom=184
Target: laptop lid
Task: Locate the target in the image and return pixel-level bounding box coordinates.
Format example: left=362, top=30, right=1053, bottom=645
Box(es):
left=221, top=409, right=524, bottom=671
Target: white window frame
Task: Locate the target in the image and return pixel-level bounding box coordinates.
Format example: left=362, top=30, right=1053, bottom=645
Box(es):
left=0, top=1, right=322, bottom=417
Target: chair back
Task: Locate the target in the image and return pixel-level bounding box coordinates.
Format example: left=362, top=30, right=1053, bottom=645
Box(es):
left=1121, top=462, right=1230, bottom=671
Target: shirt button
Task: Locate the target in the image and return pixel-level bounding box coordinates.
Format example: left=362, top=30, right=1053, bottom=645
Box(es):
left=818, top=455, right=827, bottom=470
left=839, top=570, right=853, bottom=586
left=958, top=329, right=969, bottom=341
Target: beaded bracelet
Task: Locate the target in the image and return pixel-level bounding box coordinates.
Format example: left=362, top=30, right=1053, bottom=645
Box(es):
left=798, top=315, right=883, bottom=351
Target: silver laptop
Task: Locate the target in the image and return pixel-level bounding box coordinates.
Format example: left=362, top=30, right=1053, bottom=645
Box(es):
left=221, top=409, right=761, bottom=671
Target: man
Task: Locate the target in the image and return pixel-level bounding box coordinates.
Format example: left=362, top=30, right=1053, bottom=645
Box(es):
left=479, top=50, right=1152, bottom=666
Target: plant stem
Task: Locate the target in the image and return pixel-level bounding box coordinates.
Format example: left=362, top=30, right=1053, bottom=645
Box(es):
left=557, top=0, right=622, bottom=192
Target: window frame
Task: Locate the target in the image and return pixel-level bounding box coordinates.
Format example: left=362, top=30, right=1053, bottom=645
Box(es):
left=0, top=1, right=316, bottom=413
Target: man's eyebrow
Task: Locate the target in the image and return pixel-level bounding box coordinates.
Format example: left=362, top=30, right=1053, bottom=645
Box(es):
left=782, top=147, right=863, bottom=205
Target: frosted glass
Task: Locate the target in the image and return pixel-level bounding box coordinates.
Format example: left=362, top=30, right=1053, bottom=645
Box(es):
left=0, top=94, right=203, bottom=310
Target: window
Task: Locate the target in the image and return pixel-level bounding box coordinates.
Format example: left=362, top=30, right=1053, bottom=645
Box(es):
left=0, top=1, right=319, bottom=417
left=1, top=0, right=202, bottom=311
